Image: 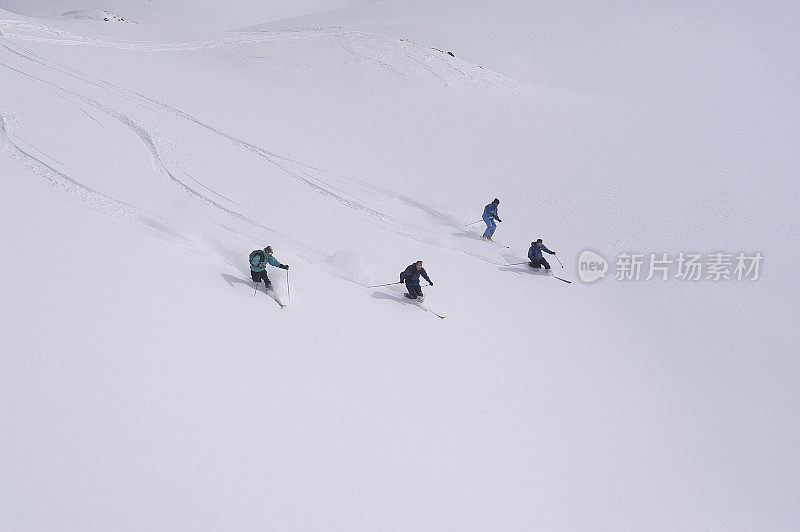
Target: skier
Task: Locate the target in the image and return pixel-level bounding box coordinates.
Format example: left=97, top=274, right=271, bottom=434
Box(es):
left=528, top=239, right=556, bottom=270
left=482, top=198, right=501, bottom=240
left=249, top=245, right=289, bottom=291
left=400, top=260, right=433, bottom=301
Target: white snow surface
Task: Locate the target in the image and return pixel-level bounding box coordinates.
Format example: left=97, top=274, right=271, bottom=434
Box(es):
left=1, top=1, right=798, bottom=529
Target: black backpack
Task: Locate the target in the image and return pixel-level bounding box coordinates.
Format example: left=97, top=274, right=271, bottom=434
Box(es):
left=249, top=249, right=265, bottom=265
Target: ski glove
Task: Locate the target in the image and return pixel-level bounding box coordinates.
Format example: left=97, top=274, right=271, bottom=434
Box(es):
left=495, top=217, right=502, bottom=222
left=279, top=264, right=289, bottom=270
left=428, top=281, right=434, bottom=286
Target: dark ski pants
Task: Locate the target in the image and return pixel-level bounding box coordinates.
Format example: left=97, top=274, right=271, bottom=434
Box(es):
left=251, top=269, right=272, bottom=287
left=529, top=258, right=551, bottom=270
left=405, top=282, right=424, bottom=299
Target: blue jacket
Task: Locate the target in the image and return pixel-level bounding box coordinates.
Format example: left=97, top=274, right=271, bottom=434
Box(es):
left=528, top=242, right=553, bottom=261
left=250, top=249, right=283, bottom=272
left=483, top=202, right=499, bottom=220
left=400, top=263, right=432, bottom=286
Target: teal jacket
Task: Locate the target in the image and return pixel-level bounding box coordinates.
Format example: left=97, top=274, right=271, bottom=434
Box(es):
left=250, top=249, right=283, bottom=272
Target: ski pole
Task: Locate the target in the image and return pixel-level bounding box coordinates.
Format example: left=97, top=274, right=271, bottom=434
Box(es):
left=506, top=261, right=530, bottom=266
left=554, top=254, right=564, bottom=268
left=465, top=219, right=485, bottom=226
left=369, top=281, right=403, bottom=288
left=286, top=269, right=291, bottom=302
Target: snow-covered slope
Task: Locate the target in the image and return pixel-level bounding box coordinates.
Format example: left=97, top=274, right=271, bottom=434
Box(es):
left=0, top=0, right=376, bottom=30
left=1, top=2, right=798, bottom=529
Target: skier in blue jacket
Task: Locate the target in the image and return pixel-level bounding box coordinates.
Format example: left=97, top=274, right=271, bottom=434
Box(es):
left=400, top=260, right=433, bottom=300
left=482, top=198, right=501, bottom=240
left=249, top=245, right=288, bottom=290
left=528, top=239, right=556, bottom=270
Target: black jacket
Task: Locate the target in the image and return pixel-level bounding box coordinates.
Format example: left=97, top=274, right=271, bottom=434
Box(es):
left=400, top=264, right=432, bottom=286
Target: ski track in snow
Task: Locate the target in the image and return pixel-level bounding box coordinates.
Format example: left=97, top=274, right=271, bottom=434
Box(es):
left=0, top=35, right=317, bottom=249
left=0, top=112, right=151, bottom=220
left=0, top=22, right=520, bottom=265
left=0, top=34, right=403, bottom=224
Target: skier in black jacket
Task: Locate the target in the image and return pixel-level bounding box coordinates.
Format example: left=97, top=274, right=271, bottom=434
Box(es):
left=400, top=261, right=433, bottom=300
left=528, top=239, right=556, bottom=270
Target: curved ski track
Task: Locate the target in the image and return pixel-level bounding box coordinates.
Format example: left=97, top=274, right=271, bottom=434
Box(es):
left=0, top=20, right=524, bottom=265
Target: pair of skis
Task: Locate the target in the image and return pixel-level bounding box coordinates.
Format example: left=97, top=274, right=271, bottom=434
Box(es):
left=254, top=283, right=286, bottom=308
left=370, top=281, right=446, bottom=320
left=402, top=289, right=446, bottom=319
left=410, top=298, right=446, bottom=319
left=548, top=271, right=572, bottom=284
left=506, top=261, right=572, bottom=283
left=531, top=269, right=572, bottom=284
left=483, top=237, right=510, bottom=249
left=531, top=270, right=572, bottom=284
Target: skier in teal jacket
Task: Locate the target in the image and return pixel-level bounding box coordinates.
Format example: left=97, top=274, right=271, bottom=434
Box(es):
left=249, top=245, right=288, bottom=290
